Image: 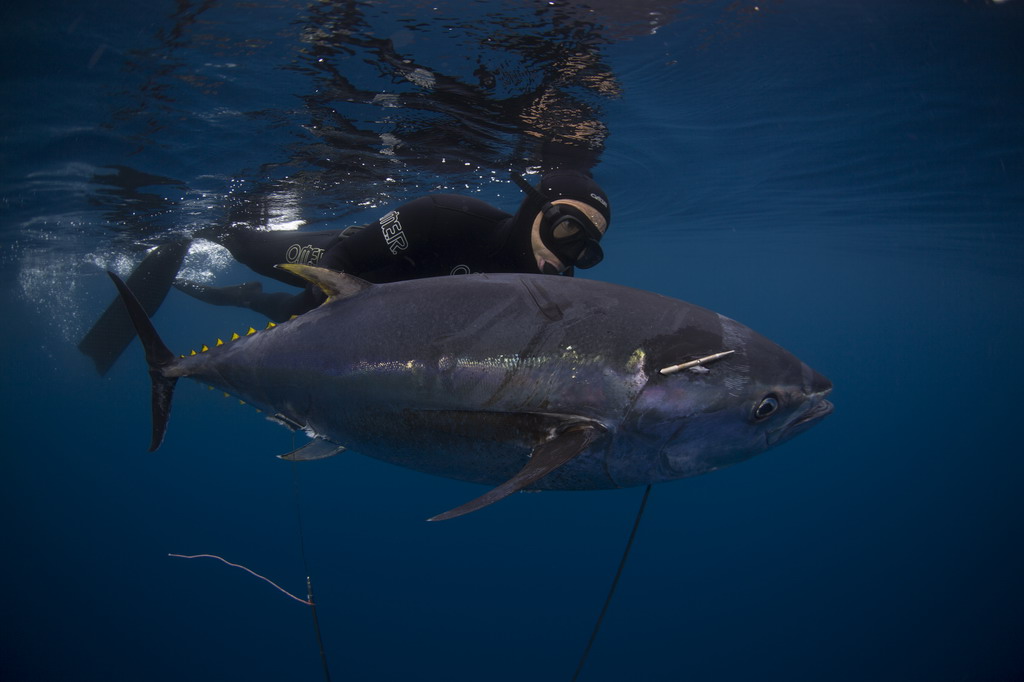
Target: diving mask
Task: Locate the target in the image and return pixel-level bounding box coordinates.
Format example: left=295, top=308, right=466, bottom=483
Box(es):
left=511, top=172, right=605, bottom=270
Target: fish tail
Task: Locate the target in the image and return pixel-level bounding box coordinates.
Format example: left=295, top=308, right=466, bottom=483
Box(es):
left=107, top=271, right=178, bottom=451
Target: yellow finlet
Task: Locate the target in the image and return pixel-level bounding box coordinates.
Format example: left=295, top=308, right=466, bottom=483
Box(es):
left=216, top=338, right=224, bottom=346
left=246, top=327, right=257, bottom=336
left=266, top=321, right=276, bottom=329
left=231, top=332, right=240, bottom=341
left=190, top=349, right=197, bottom=356
left=201, top=344, right=209, bottom=353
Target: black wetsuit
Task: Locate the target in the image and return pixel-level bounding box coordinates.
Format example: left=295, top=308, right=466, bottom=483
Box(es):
left=202, top=193, right=542, bottom=321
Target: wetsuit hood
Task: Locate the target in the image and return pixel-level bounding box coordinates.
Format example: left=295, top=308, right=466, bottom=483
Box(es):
left=536, top=169, right=611, bottom=225
left=509, top=169, right=611, bottom=272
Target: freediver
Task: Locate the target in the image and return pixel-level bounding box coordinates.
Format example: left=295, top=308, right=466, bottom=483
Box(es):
left=79, top=170, right=611, bottom=373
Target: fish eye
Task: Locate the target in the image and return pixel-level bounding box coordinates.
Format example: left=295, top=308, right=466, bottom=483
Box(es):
left=753, top=395, right=779, bottom=421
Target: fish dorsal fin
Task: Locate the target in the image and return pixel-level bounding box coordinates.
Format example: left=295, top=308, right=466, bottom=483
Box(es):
left=427, top=422, right=605, bottom=522
left=275, top=264, right=372, bottom=302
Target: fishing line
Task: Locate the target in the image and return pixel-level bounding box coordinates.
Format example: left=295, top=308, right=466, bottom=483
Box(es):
left=290, top=458, right=314, bottom=580
left=571, top=484, right=652, bottom=682
left=307, top=576, right=332, bottom=682
left=166, top=458, right=333, bottom=681
left=291, top=456, right=333, bottom=682
left=167, top=553, right=312, bottom=605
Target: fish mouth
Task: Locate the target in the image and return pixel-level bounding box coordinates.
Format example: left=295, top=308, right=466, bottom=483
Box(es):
left=793, top=397, right=834, bottom=428
left=770, top=395, right=834, bottom=446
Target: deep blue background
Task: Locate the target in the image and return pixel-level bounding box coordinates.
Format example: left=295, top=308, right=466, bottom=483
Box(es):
left=2, top=1, right=1023, bottom=681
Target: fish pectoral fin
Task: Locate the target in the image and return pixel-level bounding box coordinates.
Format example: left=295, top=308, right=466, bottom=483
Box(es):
left=274, top=264, right=372, bottom=303
left=277, top=438, right=346, bottom=461
left=427, top=422, right=604, bottom=522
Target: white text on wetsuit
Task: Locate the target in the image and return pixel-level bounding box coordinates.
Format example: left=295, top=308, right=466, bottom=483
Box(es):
left=379, top=211, right=408, bottom=254
left=285, top=243, right=325, bottom=266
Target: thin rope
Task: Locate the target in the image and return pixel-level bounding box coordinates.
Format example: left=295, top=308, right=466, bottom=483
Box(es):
left=571, top=484, right=653, bottom=681
left=291, top=459, right=313, bottom=578
left=167, top=553, right=312, bottom=605
left=307, top=576, right=332, bottom=682
left=166, top=439, right=332, bottom=681
left=291, top=459, right=333, bottom=682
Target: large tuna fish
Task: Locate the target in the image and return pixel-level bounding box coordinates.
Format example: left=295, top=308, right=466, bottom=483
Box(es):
left=110, top=265, right=833, bottom=520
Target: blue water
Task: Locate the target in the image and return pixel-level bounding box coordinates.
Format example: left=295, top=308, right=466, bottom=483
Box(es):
left=3, top=1, right=1023, bottom=680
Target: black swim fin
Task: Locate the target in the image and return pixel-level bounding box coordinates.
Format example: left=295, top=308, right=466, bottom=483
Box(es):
left=78, top=240, right=189, bottom=375
left=174, top=279, right=264, bottom=306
